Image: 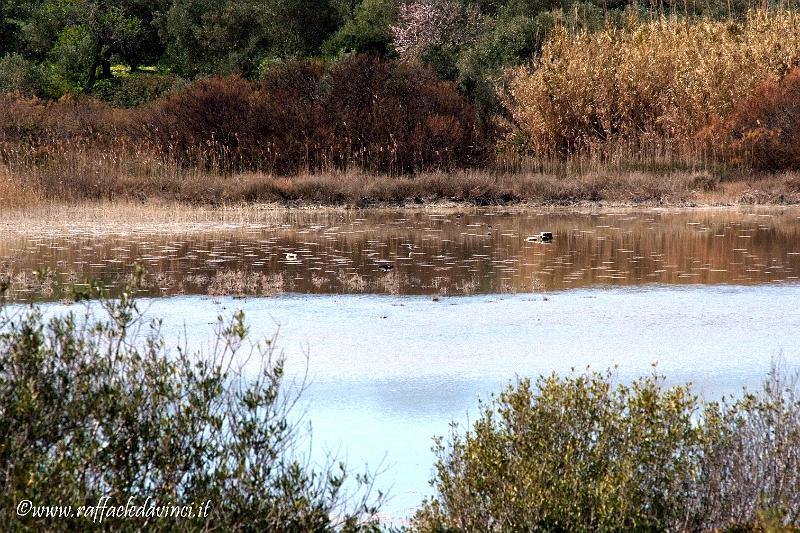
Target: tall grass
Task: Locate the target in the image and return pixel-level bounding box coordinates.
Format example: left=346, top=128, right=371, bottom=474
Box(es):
left=507, top=9, right=800, bottom=162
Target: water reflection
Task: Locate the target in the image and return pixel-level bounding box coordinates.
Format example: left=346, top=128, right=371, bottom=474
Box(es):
left=2, top=208, right=799, bottom=301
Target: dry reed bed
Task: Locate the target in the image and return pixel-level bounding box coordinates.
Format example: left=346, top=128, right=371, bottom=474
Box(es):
left=2, top=163, right=800, bottom=209
left=508, top=9, right=800, bottom=158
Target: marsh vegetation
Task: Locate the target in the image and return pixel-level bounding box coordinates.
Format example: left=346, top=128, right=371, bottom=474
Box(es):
left=4, top=3, right=800, bottom=206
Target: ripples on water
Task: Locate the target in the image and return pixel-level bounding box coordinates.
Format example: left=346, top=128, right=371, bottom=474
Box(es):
left=2, top=208, right=800, bottom=301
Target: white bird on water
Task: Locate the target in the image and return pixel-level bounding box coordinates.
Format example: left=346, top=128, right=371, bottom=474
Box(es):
left=285, top=252, right=299, bottom=261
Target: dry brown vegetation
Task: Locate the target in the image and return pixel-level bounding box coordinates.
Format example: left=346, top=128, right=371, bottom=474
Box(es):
left=5, top=21, right=800, bottom=209
left=507, top=10, right=800, bottom=162
left=717, top=68, right=800, bottom=171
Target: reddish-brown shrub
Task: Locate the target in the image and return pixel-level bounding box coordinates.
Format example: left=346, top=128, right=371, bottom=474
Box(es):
left=325, top=54, right=489, bottom=173
left=140, top=55, right=490, bottom=174
left=140, top=76, right=254, bottom=170
left=717, top=68, right=800, bottom=171
left=0, top=94, right=125, bottom=143
left=250, top=61, right=329, bottom=174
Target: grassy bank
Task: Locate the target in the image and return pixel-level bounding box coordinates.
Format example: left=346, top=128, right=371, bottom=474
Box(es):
left=3, top=166, right=800, bottom=209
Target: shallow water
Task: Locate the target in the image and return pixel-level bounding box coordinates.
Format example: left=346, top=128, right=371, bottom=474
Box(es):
left=36, top=284, right=800, bottom=521
left=7, top=207, right=800, bottom=522
left=2, top=207, right=800, bottom=301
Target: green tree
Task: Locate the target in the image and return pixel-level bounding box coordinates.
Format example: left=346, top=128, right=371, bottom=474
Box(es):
left=322, top=0, right=399, bottom=57
left=160, top=0, right=342, bottom=78
left=21, top=0, right=157, bottom=90
left=0, top=0, right=40, bottom=56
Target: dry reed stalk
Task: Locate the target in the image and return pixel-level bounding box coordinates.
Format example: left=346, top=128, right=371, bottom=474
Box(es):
left=508, top=9, right=800, bottom=159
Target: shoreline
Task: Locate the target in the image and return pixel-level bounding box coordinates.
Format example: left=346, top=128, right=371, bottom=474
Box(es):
left=4, top=166, right=800, bottom=213
left=0, top=196, right=797, bottom=239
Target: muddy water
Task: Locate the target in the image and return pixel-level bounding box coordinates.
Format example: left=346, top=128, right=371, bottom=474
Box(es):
left=1, top=208, right=799, bottom=301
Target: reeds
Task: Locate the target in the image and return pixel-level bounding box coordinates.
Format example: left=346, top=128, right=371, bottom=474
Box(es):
left=508, top=9, right=800, bottom=161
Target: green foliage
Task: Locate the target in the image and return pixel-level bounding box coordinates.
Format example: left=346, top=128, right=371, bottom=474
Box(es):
left=414, top=370, right=702, bottom=531
left=91, top=72, right=184, bottom=108
left=452, top=12, right=555, bottom=113
left=2, top=0, right=800, bottom=106
left=0, top=53, right=50, bottom=98
left=0, top=0, right=35, bottom=56
left=160, top=0, right=342, bottom=78
left=322, top=0, right=398, bottom=57
left=20, top=0, right=157, bottom=91
left=414, top=367, right=800, bottom=532
left=421, top=46, right=460, bottom=81
left=0, top=276, right=383, bottom=531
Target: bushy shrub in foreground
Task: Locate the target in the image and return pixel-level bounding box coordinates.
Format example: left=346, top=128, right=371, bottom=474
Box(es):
left=0, top=276, right=382, bottom=532
left=413, top=368, right=800, bottom=532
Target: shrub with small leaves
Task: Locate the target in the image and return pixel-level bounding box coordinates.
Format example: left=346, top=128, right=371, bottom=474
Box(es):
left=413, top=367, right=800, bottom=532
left=0, top=273, right=383, bottom=532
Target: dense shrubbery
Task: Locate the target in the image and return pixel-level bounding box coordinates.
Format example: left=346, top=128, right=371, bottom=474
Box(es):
left=138, top=55, right=489, bottom=173
left=0, top=55, right=487, bottom=178
left=91, top=74, right=185, bottom=109
left=413, top=368, right=800, bottom=532
left=714, top=68, right=800, bottom=171
left=0, top=276, right=382, bottom=531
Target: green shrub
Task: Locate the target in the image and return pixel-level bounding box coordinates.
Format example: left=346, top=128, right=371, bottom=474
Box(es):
left=91, top=73, right=185, bottom=108
left=0, top=274, right=382, bottom=531
left=322, top=0, right=398, bottom=57
left=0, top=54, right=66, bottom=99
left=413, top=367, right=800, bottom=532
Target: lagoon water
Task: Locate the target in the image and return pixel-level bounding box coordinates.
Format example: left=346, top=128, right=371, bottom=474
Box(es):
left=3, top=207, right=800, bottom=300
left=5, top=207, right=800, bottom=521
left=134, top=286, right=800, bottom=520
